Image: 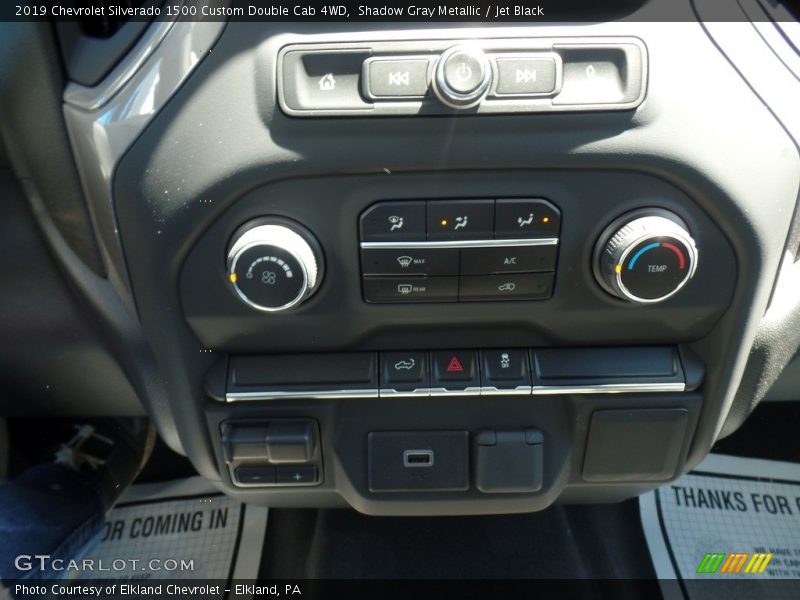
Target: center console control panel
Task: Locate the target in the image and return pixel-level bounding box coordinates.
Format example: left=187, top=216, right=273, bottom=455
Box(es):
left=359, top=198, right=561, bottom=303
left=278, top=37, right=647, bottom=116
left=213, top=346, right=698, bottom=403
left=182, top=165, right=734, bottom=514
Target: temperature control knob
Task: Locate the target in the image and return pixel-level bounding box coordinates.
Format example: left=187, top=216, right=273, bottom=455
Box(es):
left=594, top=210, right=698, bottom=304
left=226, top=219, right=323, bottom=312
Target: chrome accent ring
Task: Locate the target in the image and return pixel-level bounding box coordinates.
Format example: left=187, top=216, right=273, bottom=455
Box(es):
left=433, top=45, right=492, bottom=109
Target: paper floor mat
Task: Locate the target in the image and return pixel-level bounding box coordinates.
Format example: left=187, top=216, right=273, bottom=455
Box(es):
left=76, top=476, right=267, bottom=582
left=641, top=454, right=800, bottom=598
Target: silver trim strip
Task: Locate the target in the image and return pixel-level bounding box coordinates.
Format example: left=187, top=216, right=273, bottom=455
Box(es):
left=379, top=388, right=432, bottom=398
left=361, top=238, right=559, bottom=250
left=480, top=386, right=534, bottom=396
left=223, top=381, right=685, bottom=402
left=531, top=382, right=686, bottom=395
left=429, top=386, right=483, bottom=397
left=225, top=389, right=379, bottom=402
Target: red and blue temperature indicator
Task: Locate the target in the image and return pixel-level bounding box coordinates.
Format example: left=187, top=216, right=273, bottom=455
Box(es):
left=623, top=241, right=687, bottom=271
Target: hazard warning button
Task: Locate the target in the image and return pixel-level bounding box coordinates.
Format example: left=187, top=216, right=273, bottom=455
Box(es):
left=432, top=350, right=479, bottom=389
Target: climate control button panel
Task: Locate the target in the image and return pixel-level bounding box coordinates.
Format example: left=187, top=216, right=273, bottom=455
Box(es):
left=359, top=199, right=560, bottom=303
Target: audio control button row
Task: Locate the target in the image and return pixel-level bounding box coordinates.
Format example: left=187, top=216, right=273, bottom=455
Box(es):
left=279, top=38, right=645, bottom=116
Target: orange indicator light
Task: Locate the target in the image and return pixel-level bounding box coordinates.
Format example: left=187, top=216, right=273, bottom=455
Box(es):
left=229, top=273, right=237, bottom=283
left=614, top=264, right=623, bottom=274
left=440, top=219, right=448, bottom=226
left=542, top=216, right=550, bottom=224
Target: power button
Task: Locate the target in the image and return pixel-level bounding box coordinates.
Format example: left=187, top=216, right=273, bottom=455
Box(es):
left=434, top=45, right=492, bottom=109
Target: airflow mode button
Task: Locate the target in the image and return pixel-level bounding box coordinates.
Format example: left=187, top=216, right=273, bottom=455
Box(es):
left=495, top=199, right=561, bottom=239
left=360, top=201, right=426, bottom=242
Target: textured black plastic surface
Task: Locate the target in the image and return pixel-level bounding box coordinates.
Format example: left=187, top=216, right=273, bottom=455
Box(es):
left=534, top=346, right=680, bottom=381
left=230, top=353, right=376, bottom=387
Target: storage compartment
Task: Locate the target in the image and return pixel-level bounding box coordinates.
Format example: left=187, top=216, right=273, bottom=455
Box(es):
left=582, top=409, right=689, bottom=482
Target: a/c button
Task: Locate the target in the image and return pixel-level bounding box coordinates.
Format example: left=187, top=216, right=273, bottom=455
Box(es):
left=460, top=245, right=557, bottom=275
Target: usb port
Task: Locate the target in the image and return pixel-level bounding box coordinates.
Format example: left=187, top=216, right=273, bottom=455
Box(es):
left=403, top=449, right=434, bottom=468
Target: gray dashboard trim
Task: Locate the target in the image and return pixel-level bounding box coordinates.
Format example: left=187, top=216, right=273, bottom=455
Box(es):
left=62, top=18, right=227, bottom=314
left=63, top=17, right=177, bottom=111
left=223, top=381, right=685, bottom=402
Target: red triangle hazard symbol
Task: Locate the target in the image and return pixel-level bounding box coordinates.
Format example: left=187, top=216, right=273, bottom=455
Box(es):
left=446, top=356, right=464, bottom=372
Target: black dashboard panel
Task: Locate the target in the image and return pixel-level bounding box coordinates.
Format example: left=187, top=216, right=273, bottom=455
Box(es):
left=106, top=17, right=800, bottom=514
